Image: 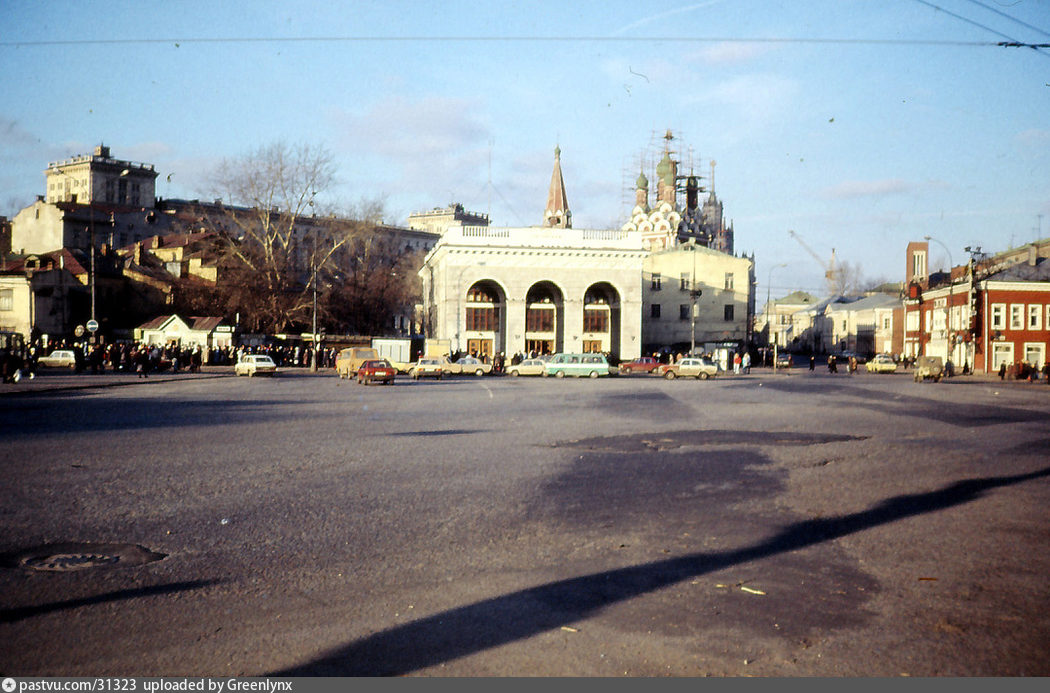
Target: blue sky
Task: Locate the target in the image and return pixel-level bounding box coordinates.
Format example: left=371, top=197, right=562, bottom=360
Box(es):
left=2, top=0, right=1048, bottom=298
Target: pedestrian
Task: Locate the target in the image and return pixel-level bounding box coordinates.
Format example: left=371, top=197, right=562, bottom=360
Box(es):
left=742, top=351, right=751, bottom=374
left=999, top=362, right=1007, bottom=380
left=733, top=352, right=742, bottom=375
left=809, top=355, right=815, bottom=371
left=1042, top=361, right=1050, bottom=385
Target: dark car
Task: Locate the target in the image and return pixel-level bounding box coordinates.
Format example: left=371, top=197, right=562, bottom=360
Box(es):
left=357, top=359, right=397, bottom=385
left=618, top=356, right=662, bottom=374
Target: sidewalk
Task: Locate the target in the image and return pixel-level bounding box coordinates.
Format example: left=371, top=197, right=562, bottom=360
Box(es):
left=0, top=365, right=234, bottom=396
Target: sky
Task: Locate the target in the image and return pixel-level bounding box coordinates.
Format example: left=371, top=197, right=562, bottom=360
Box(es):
left=2, top=0, right=1049, bottom=299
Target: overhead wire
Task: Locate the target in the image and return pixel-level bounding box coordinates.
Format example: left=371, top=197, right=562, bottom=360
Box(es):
left=911, top=0, right=1050, bottom=56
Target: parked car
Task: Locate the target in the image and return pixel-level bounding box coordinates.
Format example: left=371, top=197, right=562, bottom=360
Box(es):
left=37, top=349, right=78, bottom=369
left=235, top=354, right=278, bottom=377
left=775, top=352, right=793, bottom=369
left=408, top=358, right=445, bottom=380
left=866, top=353, right=898, bottom=374
left=659, top=356, right=719, bottom=380
left=335, top=347, right=380, bottom=378
left=356, top=359, right=397, bottom=385
left=444, top=355, right=492, bottom=376
left=506, top=358, right=547, bottom=377
left=618, top=356, right=662, bottom=374
left=543, top=353, right=611, bottom=378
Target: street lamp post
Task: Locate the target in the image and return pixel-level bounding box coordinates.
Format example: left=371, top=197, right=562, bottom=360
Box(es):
left=767, top=263, right=787, bottom=370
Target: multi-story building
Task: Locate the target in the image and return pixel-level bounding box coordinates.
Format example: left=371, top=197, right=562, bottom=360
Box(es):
left=642, top=243, right=754, bottom=361
left=407, top=203, right=489, bottom=236
left=45, top=145, right=157, bottom=208
left=903, top=239, right=1050, bottom=373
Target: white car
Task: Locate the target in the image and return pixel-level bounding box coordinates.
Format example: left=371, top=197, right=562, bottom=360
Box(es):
left=37, top=349, right=78, bottom=369
left=506, top=358, right=546, bottom=376
left=235, top=354, right=278, bottom=377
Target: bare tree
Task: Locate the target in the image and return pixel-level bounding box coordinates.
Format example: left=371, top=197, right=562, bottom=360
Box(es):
left=198, top=141, right=375, bottom=333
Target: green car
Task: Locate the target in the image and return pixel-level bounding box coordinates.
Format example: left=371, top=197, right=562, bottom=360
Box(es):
left=543, top=353, right=611, bottom=378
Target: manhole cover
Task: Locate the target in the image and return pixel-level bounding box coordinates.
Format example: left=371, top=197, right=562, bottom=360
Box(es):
left=2, top=543, right=167, bottom=572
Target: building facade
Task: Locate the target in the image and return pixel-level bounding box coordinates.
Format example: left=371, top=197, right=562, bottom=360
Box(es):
left=641, top=243, right=754, bottom=359
left=420, top=225, right=646, bottom=360
left=903, top=239, right=1050, bottom=373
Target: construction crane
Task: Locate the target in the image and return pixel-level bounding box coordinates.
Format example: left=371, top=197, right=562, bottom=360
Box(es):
left=788, top=229, right=840, bottom=295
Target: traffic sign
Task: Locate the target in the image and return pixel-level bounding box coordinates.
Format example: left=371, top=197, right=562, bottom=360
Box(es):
left=86, top=320, right=99, bottom=333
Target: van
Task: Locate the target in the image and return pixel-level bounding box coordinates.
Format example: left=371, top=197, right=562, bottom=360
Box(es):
left=335, top=347, right=380, bottom=378
left=543, top=352, right=611, bottom=379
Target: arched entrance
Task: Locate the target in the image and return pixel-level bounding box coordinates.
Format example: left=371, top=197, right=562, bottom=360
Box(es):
left=583, top=282, right=621, bottom=357
left=463, top=280, right=505, bottom=359
left=524, top=281, right=563, bottom=356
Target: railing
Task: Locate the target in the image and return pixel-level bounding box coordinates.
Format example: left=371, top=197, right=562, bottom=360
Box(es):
left=446, top=225, right=641, bottom=250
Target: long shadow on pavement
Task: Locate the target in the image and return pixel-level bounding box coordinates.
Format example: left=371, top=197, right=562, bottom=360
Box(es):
left=271, top=465, right=1050, bottom=676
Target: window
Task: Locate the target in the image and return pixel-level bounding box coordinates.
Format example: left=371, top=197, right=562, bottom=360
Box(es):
left=0, top=289, right=12, bottom=312
left=525, top=307, right=554, bottom=332
left=1010, top=304, right=1024, bottom=330
left=912, top=250, right=926, bottom=279
left=680, top=304, right=690, bottom=320
left=650, top=273, right=662, bottom=291
left=651, top=304, right=661, bottom=319
left=724, top=273, right=734, bottom=291
left=680, top=273, right=690, bottom=291
left=906, top=311, right=919, bottom=332
left=1028, top=305, right=1042, bottom=330
left=882, top=315, right=892, bottom=330
left=932, top=310, right=946, bottom=332
left=1046, top=305, right=1050, bottom=331
left=990, top=303, right=1006, bottom=330
left=583, top=308, right=608, bottom=332
left=466, top=307, right=498, bottom=331
left=724, top=304, right=734, bottom=321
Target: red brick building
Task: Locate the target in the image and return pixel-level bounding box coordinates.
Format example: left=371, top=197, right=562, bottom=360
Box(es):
left=903, top=241, right=1050, bottom=374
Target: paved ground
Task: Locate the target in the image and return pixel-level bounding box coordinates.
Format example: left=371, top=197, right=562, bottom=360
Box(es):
left=1, top=366, right=1048, bottom=677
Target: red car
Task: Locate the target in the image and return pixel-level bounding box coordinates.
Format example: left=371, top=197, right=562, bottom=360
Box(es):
left=618, top=356, right=662, bottom=374
left=356, top=359, right=397, bottom=385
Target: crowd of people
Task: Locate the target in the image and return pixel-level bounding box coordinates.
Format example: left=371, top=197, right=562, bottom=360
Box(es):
left=21, top=339, right=340, bottom=377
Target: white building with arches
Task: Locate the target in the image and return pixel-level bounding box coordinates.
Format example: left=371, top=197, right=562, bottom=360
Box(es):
left=419, top=225, right=646, bottom=360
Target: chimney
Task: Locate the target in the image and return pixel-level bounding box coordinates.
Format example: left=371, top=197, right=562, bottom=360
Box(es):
left=1028, top=243, right=1037, bottom=266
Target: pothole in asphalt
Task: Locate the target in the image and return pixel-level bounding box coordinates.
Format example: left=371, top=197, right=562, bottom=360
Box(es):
left=1, top=542, right=167, bottom=572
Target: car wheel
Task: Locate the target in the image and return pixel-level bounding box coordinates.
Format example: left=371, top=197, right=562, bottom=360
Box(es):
left=554, top=370, right=565, bottom=378
left=589, top=371, right=598, bottom=378
left=475, top=369, right=484, bottom=376
left=664, top=370, right=676, bottom=380
left=699, top=373, right=710, bottom=380
left=510, top=370, right=519, bottom=376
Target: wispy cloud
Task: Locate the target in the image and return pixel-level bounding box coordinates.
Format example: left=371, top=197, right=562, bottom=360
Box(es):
left=819, top=178, right=949, bottom=200
left=610, top=0, right=728, bottom=37
left=692, top=42, right=773, bottom=65
left=1016, top=128, right=1050, bottom=149
left=328, top=96, right=493, bottom=217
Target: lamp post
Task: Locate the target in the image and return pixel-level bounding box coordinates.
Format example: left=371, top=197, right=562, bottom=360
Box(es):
left=689, top=244, right=703, bottom=355
left=766, top=263, right=787, bottom=370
